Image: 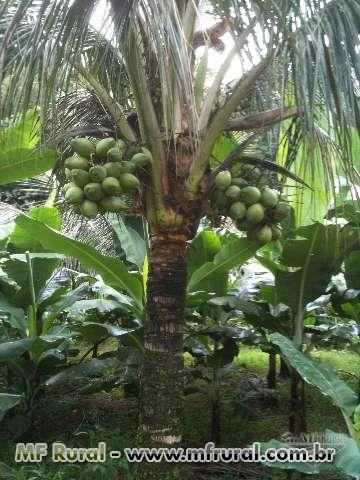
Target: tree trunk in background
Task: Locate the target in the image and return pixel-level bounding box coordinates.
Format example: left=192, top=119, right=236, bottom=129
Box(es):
left=279, top=356, right=291, bottom=379
left=267, top=352, right=277, bottom=389
left=289, top=369, right=307, bottom=435
left=138, top=233, right=187, bottom=480
left=211, top=352, right=221, bottom=445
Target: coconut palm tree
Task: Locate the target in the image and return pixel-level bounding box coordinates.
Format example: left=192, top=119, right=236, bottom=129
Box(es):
left=1, top=1, right=360, bottom=478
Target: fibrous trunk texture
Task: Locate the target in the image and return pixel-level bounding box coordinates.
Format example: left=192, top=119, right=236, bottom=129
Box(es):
left=138, top=233, right=187, bottom=479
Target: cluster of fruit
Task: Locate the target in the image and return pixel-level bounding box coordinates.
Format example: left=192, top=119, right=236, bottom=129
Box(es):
left=211, top=165, right=291, bottom=244
left=63, top=137, right=151, bottom=219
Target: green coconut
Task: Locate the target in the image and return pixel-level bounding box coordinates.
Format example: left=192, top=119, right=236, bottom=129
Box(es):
left=119, top=161, right=136, bottom=173
left=229, top=201, right=246, bottom=220
left=64, top=186, right=84, bottom=204
left=272, top=202, right=291, bottom=221
left=214, top=170, right=232, bottom=190
left=261, top=187, right=278, bottom=208
left=102, top=177, right=121, bottom=195
left=64, top=155, right=89, bottom=171
left=131, top=152, right=151, bottom=168
left=107, top=147, right=123, bottom=162
left=225, top=185, right=241, bottom=201
left=95, top=138, right=116, bottom=158
left=240, top=186, right=261, bottom=206
left=119, top=173, right=140, bottom=190
left=80, top=200, right=98, bottom=219
left=100, top=196, right=128, bottom=212
left=104, top=162, right=123, bottom=178
left=71, top=138, right=95, bottom=158
left=255, top=225, right=272, bottom=245
left=70, top=169, right=91, bottom=188
left=231, top=177, right=248, bottom=188
left=246, top=203, right=265, bottom=224
left=84, top=182, right=103, bottom=202
left=89, top=165, right=107, bottom=183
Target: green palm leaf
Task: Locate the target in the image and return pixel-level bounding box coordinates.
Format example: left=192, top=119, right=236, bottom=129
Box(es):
left=15, top=213, right=144, bottom=309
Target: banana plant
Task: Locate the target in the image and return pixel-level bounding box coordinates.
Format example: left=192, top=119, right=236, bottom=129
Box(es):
left=256, top=221, right=360, bottom=433
left=0, top=206, right=144, bottom=433
left=185, top=228, right=264, bottom=443
left=0, top=206, right=70, bottom=433
left=262, top=333, right=360, bottom=479
left=185, top=301, right=257, bottom=445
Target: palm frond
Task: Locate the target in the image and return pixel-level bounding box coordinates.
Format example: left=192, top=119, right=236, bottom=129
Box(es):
left=1, top=0, right=198, bottom=141
left=277, top=116, right=360, bottom=225
left=0, top=201, right=22, bottom=224
left=185, top=0, right=360, bottom=194
left=61, top=207, right=117, bottom=257
left=0, top=176, right=57, bottom=211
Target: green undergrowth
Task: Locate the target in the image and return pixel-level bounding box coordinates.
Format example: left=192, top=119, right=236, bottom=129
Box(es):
left=0, top=346, right=356, bottom=480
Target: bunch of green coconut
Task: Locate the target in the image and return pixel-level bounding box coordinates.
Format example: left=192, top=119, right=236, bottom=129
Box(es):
left=62, top=137, right=151, bottom=219
left=211, top=165, right=291, bottom=245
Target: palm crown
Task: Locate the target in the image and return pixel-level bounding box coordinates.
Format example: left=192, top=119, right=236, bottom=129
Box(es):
left=1, top=0, right=359, bottom=226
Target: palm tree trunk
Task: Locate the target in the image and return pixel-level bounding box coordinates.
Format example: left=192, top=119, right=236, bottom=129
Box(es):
left=138, top=233, right=187, bottom=479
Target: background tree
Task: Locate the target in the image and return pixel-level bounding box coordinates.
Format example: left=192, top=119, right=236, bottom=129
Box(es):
left=1, top=1, right=360, bottom=478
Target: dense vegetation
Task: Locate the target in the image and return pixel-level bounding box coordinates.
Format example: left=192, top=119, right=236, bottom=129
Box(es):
left=0, top=1, right=360, bottom=479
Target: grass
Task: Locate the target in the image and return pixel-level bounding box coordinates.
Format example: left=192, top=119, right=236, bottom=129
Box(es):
left=234, top=345, right=270, bottom=375
left=0, top=346, right=358, bottom=479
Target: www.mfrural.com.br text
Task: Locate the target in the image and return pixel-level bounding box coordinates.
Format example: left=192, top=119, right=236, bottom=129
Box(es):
left=14, top=441, right=336, bottom=464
